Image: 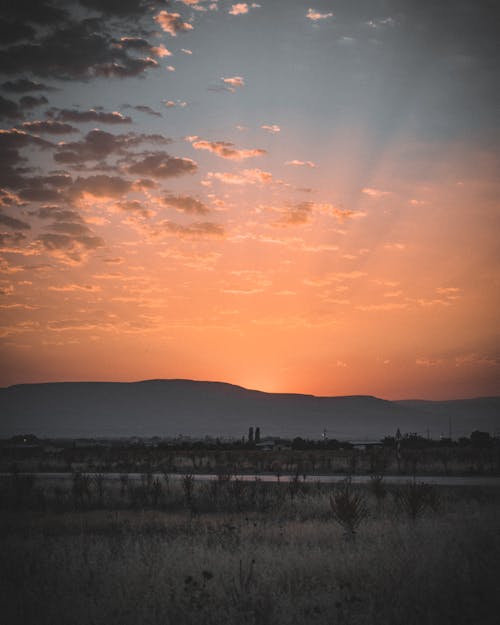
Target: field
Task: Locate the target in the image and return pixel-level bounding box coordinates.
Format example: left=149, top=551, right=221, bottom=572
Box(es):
left=1, top=473, right=500, bottom=624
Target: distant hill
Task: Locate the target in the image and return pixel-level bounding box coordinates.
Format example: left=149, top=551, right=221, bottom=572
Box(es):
left=0, top=379, right=498, bottom=440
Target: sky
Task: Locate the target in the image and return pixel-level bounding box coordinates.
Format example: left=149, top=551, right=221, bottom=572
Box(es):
left=0, top=0, right=499, bottom=399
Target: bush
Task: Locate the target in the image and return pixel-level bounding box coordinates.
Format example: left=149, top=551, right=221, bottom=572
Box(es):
left=329, top=479, right=368, bottom=538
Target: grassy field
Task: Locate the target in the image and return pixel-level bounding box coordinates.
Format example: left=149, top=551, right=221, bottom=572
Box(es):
left=1, top=475, right=499, bottom=625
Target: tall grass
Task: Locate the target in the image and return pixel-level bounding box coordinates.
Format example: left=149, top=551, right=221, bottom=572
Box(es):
left=0, top=477, right=499, bottom=624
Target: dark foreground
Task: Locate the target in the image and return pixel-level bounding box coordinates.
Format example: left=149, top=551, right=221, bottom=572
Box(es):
left=1, top=474, right=500, bottom=625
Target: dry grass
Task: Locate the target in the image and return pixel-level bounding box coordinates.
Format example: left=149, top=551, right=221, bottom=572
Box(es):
left=1, top=480, right=499, bottom=624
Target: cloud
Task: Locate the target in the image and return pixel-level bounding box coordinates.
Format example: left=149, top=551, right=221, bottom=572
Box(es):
left=127, top=152, right=198, bottom=178
left=19, top=95, right=49, bottom=109
left=261, top=124, right=280, bottom=134
left=285, top=159, right=316, bottom=168
left=154, top=11, right=194, bottom=36
left=209, top=75, right=246, bottom=94
left=0, top=94, right=51, bottom=121
left=207, top=168, right=273, bottom=185
left=0, top=213, right=31, bottom=231
left=0, top=18, right=160, bottom=80
left=48, top=284, right=101, bottom=293
left=51, top=109, right=132, bottom=124
left=319, top=204, right=366, bottom=223
left=306, top=8, right=333, bottom=21
left=79, top=0, right=162, bottom=16
left=356, top=303, right=408, bottom=311
left=71, top=175, right=134, bottom=199
left=130, top=105, right=162, bottom=118
left=31, top=207, right=84, bottom=222
left=275, top=202, right=313, bottom=226
left=361, top=187, right=391, bottom=197
left=0, top=96, right=22, bottom=121
left=222, top=76, right=245, bottom=90
left=38, top=231, right=105, bottom=262
left=2, top=78, right=55, bottom=93
left=154, top=220, right=224, bottom=238
left=116, top=38, right=172, bottom=59
left=115, top=200, right=154, bottom=219
left=229, top=3, right=249, bottom=15
left=54, top=129, right=171, bottom=166
left=163, top=100, right=188, bottom=108
left=20, top=120, right=78, bottom=134
left=161, top=194, right=210, bottom=215
left=188, top=137, right=266, bottom=160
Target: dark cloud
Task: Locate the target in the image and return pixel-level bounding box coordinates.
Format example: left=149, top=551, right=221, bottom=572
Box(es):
left=54, top=129, right=171, bottom=165
left=117, top=200, right=153, bottom=218
left=31, top=207, right=83, bottom=222
left=0, top=19, right=35, bottom=45
left=71, top=174, right=133, bottom=198
left=1, top=0, right=68, bottom=25
left=1, top=79, right=56, bottom=93
left=0, top=18, right=159, bottom=80
left=161, top=193, right=209, bottom=215
left=130, top=105, right=163, bottom=117
left=115, top=37, right=151, bottom=52
left=20, top=120, right=78, bottom=134
left=19, top=95, right=49, bottom=109
left=0, top=96, right=21, bottom=121
left=0, top=213, right=31, bottom=230
left=38, top=232, right=104, bottom=251
left=79, top=0, right=167, bottom=17
left=0, top=95, right=49, bottom=121
left=51, top=108, right=132, bottom=124
left=0, top=129, right=54, bottom=189
left=0, top=231, right=27, bottom=247
left=18, top=187, right=62, bottom=202
left=49, top=221, right=94, bottom=236
left=127, top=152, right=197, bottom=178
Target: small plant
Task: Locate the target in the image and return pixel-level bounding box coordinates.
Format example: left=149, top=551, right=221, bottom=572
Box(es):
left=182, top=472, right=195, bottom=511
left=288, top=469, right=301, bottom=502
left=329, top=479, right=368, bottom=538
left=369, top=474, right=387, bottom=504
left=393, top=479, right=439, bottom=521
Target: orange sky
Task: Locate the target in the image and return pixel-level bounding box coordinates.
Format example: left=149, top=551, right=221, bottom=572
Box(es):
left=0, top=1, right=499, bottom=399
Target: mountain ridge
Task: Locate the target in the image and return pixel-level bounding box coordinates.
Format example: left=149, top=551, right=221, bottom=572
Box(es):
left=1, top=379, right=498, bottom=440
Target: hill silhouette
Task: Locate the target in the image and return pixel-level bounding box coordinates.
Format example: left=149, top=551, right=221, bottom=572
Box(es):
left=0, top=379, right=498, bottom=439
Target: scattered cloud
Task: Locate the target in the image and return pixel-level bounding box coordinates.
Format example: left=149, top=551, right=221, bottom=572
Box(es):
left=229, top=3, right=260, bottom=16
left=275, top=202, right=313, bottom=226
left=163, top=100, right=188, bottom=108
left=261, top=124, right=280, bottom=134
left=161, top=194, right=210, bottom=215
left=129, top=105, right=162, bottom=118
left=153, top=220, right=224, bottom=238
left=306, top=8, right=333, bottom=21
left=0, top=213, right=31, bottom=231
left=154, top=11, right=194, bottom=36
left=19, top=120, right=78, bottom=134
left=362, top=187, right=391, bottom=197
left=188, top=137, right=266, bottom=160
left=50, top=108, right=132, bottom=124
left=127, top=152, right=198, bottom=178
left=207, top=168, right=274, bottom=185
left=285, top=159, right=316, bottom=168
left=1, top=79, right=55, bottom=93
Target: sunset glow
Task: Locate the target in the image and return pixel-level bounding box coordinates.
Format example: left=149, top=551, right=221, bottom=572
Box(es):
left=0, top=1, right=498, bottom=399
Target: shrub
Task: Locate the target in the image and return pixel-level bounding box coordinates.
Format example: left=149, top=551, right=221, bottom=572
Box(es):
left=329, top=479, right=368, bottom=538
